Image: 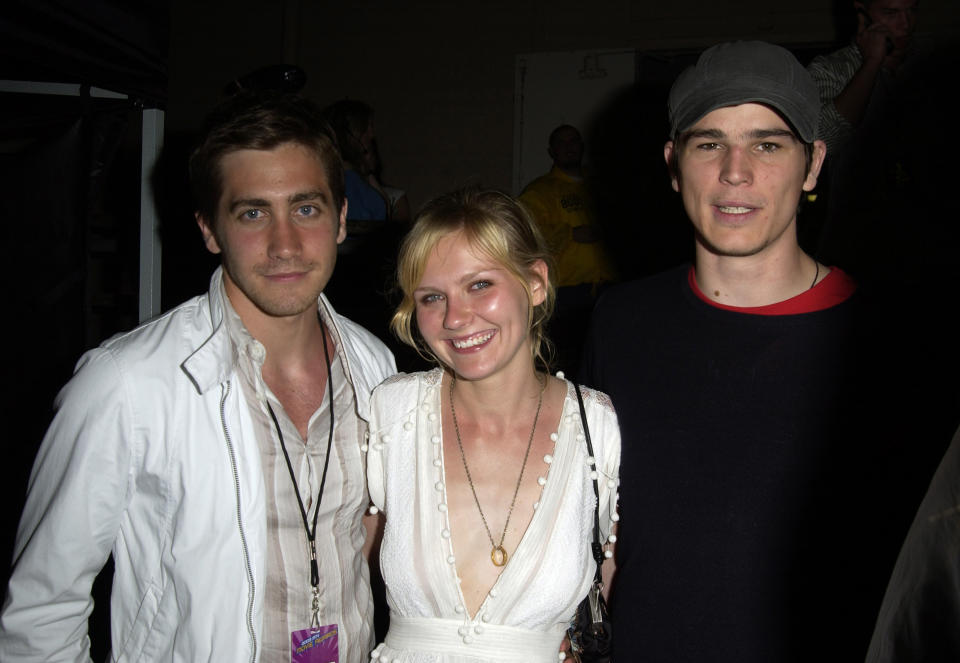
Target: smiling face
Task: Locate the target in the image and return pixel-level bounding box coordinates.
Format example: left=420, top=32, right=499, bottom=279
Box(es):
left=197, top=141, right=347, bottom=324
left=664, top=103, right=825, bottom=261
left=414, top=230, right=547, bottom=383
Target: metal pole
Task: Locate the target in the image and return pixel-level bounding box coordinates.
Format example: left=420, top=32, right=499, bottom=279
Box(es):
left=139, top=107, right=164, bottom=322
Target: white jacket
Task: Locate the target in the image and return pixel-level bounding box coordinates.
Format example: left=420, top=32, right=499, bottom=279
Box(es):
left=0, top=268, right=397, bottom=662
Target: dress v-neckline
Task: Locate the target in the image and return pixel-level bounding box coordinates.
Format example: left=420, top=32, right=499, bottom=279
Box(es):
left=436, top=377, right=574, bottom=621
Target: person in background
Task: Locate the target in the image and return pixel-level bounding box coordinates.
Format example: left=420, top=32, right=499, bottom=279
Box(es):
left=519, top=125, right=615, bottom=379
left=806, top=0, right=944, bottom=282
left=808, top=0, right=920, bottom=156
left=866, top=422, right=960, bottom=662
left=323, top=99, right=390, bottom=221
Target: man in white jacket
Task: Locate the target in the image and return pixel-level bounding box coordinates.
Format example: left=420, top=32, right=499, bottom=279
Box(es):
left=0, top=92, right=396, bottom=662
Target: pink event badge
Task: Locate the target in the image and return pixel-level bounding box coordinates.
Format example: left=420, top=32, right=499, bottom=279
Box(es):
left=291, top=624, right=339, bottom=663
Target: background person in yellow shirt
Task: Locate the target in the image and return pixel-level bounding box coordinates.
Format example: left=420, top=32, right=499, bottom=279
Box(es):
left=519, top=124, right=615, bottom=379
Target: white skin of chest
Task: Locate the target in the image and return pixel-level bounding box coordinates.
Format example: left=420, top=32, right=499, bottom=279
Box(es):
left=440, top=377, right=565, bottom=617
left=260, top=329, right=333, bottom=439
left=265, top=370, right=328, bottom=439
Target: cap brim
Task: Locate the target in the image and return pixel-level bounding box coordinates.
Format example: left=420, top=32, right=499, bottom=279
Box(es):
left=672, top=84, right=817, bottom=143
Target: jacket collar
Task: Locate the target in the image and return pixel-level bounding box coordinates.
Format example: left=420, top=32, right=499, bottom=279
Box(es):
left=180, top=267, right=235, bottom=395
left=179, top=267, right=378, bottom=416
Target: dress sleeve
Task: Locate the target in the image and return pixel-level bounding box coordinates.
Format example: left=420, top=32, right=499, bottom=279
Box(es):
left=366, top=383, right=388, bottom=514
left=585, top=388, right=621, bottom=543
left=0, top=348, right=135, bottom=662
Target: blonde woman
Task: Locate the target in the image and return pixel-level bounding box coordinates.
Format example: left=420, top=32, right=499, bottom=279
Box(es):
left=367, top=188, right=619, bottom=662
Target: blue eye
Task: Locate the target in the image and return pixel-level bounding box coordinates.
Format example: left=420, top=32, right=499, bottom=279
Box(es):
left=471, top=280, right=492, bottom=290
left=241, top=209, right=263, bottom=221
left=298, top=205, right=316, bottom=216
left=419, top=293, right=443, bottom=304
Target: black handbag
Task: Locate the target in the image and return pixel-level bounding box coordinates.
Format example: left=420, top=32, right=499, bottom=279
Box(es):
left=568, top=384, right=613, bottom=663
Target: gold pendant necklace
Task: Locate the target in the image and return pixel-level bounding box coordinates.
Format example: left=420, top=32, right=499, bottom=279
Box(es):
left=449, top=374, right=545, bottom=567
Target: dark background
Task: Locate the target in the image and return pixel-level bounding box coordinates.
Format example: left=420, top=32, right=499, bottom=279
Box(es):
left=2, top=0, right=959, bottom=658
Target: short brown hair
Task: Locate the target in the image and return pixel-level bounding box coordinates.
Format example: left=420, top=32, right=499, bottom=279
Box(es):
left=189, top=91, right=344, bottom=224
left=392, top=187, right=556, bottom=371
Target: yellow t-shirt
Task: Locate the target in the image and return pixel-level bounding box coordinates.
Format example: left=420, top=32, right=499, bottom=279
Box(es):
left=519, top=167, right=615, bottom=288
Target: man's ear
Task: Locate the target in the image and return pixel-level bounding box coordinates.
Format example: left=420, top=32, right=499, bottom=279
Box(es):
left=336, top=199, right=348, bottom=244
left=802, top=140, right=828, bottom=192
left=664, top=140, right=680, bottom=193
left=196, top=213, right=222, bottom=255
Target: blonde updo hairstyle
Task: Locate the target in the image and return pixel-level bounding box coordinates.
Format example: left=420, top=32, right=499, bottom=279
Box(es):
left=391, top=187, right=556, bottom=371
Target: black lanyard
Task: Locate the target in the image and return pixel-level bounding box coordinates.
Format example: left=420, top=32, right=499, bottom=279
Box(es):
left=265, top=318, right=334, bottom=627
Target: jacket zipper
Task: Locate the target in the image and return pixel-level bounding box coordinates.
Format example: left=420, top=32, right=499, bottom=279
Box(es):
left=220, top=381, right=259, bottom=663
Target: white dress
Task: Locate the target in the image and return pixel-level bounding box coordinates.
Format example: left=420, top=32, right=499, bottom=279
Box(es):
left=366, top=369, right=620, bottom=663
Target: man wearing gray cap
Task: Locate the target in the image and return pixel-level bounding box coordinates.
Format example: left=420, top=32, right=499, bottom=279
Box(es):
left=581, top=41, right=926, bottom=661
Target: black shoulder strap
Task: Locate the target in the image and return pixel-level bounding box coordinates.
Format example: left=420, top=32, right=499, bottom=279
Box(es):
left=574, top=383, right=605, bottom=584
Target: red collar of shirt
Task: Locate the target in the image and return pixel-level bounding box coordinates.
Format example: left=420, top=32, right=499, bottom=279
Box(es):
left=688, top=265, right=857, bottom=315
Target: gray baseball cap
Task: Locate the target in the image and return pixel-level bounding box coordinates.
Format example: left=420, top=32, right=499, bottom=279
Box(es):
left=667, top=40, right=820, bottom=142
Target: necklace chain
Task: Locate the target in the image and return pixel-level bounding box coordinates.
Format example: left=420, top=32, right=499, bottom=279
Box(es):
left=810, top=259, right=820, bottom=290
left=448, top=373, right=545, bottom=567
